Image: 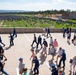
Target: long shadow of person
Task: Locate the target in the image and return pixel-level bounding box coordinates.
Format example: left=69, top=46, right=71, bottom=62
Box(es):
left=4, top=45, right=11, bottom=50
left=39, top=54, right=46, bottom=65
left=48, top=59, right=54, bottom=70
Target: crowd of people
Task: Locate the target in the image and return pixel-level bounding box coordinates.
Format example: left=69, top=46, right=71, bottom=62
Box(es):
left=0, top=28, right=76, bottom=75
left=62, top=27, right=76, bottom=45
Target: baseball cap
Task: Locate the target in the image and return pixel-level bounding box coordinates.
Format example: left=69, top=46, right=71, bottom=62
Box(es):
left=18, top=58, right=23, bottom=61
left=51, top=63, right=55, bottom=67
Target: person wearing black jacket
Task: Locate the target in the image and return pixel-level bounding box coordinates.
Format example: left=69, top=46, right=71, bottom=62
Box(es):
left=32, top=56, right=39, bottom=75
left=31, top=34, right=37, bottom=47
left=37, top=35, right=42, bottom=49
left=58, top=49, right=66, bottom=68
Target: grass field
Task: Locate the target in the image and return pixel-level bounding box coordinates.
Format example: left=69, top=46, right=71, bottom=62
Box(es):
left=0, top=16, right=76, bottom=28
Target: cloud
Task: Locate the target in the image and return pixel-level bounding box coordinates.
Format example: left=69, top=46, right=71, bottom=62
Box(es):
left=0, top=1, right=76, bottom=11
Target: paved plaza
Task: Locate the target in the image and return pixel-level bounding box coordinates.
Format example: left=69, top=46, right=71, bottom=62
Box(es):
left=0, top=33, right=76, bottom=75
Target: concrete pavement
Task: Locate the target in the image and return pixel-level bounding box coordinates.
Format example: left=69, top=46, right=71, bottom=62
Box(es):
left=0, top=33, right=76, bottom=75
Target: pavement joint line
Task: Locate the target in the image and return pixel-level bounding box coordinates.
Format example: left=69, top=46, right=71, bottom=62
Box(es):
left=23, top=33, right=31, bottom=42
left=16, top=68, right=19, bottom=75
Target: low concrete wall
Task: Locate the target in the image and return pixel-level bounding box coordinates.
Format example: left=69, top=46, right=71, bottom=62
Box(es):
left=0, top=28, right=75, bottom=34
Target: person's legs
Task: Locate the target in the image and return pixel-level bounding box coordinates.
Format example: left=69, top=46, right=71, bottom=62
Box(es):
left=33, top=67, right=37, bottom=75
left=37, top=42, right=39, bottom=48
left=36, top=68, right=39, bottom=74
left=58, top=59, right=62, bottom=67
left=0, top=41, right=5, bottom=46
left=62, top=60, right=65, bottom=68
left=1, top=69, right=9, bottom=75
left=31, top=40, right=34, bottom=46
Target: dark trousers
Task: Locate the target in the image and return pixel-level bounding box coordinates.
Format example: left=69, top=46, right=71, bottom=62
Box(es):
left=37, top=42, right=42, bottom=48
left=47, top=33, right=51, bottom=37
left=59, top=59, right=65, bottom=68
left=10, top=40, right=14, bottom=46
left=31, top=40, right=37, bottom=46
left=33, top=67, right=39, bottom=75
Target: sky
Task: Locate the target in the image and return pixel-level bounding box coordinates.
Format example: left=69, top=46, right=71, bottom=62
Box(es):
left=0, top=0, right=76, bottom=11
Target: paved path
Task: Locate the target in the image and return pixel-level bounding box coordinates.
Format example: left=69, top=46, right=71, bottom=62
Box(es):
left=0, top=33, right=76, bottom=75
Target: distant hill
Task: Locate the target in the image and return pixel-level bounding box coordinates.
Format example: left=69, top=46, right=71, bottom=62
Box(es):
left=0, top=10, right=26, bottom=13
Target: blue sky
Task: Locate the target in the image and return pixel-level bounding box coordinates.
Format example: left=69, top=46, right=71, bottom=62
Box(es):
left=0, top=0, right=76, bottom=11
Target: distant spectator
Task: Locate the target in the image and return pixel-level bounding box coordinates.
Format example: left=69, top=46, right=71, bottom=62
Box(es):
left=67, top=32, right=71, bottom=44
left=49, top=37, right=53, bottom=50
left=13, top=28, right=17, bottom=38
left=46, top=27, right=51, bottom=38
left=53, top=39, right=58, bottom=49
left=31, top=34, right=37, bottom=47
left=42, top=28, right=46, bottom=36
left=50, top=45, right=56, bottom=60
left=9, top=34, right=14, bottom=46
left=37, top=35, right=42, bottom=49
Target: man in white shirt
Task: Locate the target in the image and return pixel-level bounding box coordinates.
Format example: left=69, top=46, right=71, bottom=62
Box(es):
left=55, top=47, right=63, bottom=63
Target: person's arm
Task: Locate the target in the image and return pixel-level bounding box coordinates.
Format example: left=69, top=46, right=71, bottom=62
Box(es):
left=30, top=55, right=33, bottom=60
left=3, top=53, right=7, bottom=60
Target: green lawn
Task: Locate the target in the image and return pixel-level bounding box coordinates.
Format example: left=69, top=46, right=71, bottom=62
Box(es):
left=0, top=17, right=76, bottom=28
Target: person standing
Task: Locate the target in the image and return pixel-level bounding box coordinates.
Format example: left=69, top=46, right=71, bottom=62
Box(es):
left=0, top=36, right=5, bottom=47
left=31, top=34, right=37, bottom=47
left=9, top=34, right=14, bottom=46
left=32, top=56, right=39, bottom=75
left=49, top=37, right=53, bottom=50
left=41, top=39, right=48, bottom=57
left=37, top=35, right=42, bottom=49
left=53, top=39, right=58, bottom=49
left=18, top=58, right=25, bottom=74
left=46, top=27, right=51, bottom=38
left=58, top=49, right=66, bottom=68
left=67, top=32, right=71, bottom=44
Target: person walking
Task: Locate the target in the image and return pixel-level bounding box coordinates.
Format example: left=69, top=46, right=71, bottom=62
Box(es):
left=31, top=34, right=37, bottom=47
left=41, top=39, right=48, bottom=57
left=37, top=35, right=42, bottom=49
left=18, top=58, right=25, bottom=74
left=58, top=49, right=66, bottom=69
left=13, top=28, right=17, bottom=37
left=55, top=47, right=63, bottom=63
left=32, top=56, right=39, bottom=75
left=9, top=34, right=14, bottom=46
left=46, top=27, right=51, bottom=38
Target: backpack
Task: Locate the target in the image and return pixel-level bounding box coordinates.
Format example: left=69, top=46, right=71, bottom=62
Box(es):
left=44, top=41, right=48, bottom=47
